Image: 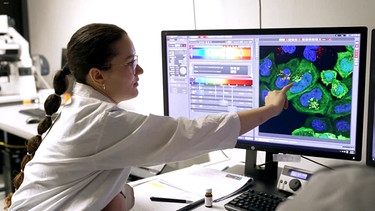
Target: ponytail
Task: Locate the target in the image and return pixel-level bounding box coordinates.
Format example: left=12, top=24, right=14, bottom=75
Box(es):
left=4, top=65, right=72, bottom=209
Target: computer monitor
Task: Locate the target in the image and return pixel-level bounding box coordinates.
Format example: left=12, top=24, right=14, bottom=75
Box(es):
left=162, top=27, right=367, bottom=182
left=61, top=48, right=67, bottom=69
left=366, top=29, right=375, bottom=168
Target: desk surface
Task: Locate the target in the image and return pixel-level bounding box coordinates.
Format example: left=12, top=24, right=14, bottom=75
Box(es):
left=0, top=103, right=39, bottom=139
left=129, top=160, right=250, bottom=211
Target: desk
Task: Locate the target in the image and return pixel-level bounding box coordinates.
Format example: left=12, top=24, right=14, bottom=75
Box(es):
left=129, top=159, right=251, bottom=211
left=0, top=103, right=39, bottom=194
left=0, top=103, right=38, bottom=139
left=128, top=158, right=294, bottom=211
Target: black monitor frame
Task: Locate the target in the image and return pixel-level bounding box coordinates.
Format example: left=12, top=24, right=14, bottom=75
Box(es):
left=162, top=27, right=367, bottom=180
left=366, top=29, right=375, bottom=167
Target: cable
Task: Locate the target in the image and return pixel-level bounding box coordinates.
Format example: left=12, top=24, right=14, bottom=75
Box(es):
left=0, top=141, right=26, bottom=149
left=301, top=155, right=334, bottom=170
left=33, top=66, right=51, bottom=89
left=220, top=150, right=229, bottom=158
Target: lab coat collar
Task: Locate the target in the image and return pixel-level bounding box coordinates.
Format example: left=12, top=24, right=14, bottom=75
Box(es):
left=72, top=82, right=113, bottom=103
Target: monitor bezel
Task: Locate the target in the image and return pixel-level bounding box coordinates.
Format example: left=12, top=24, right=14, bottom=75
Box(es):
left=366, top=29, right=375, bottom=167
left=162, top=26, right=367, bottom=162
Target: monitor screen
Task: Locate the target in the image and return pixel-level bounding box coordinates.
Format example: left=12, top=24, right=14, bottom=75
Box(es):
left=366, top=29, right=375, bottom=167
left=162, top=27, right=367, bottom=177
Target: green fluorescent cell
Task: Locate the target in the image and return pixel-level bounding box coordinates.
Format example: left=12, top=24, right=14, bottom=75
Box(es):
left=330, top=79, right=349, bottom=99
left=292, top=127, right=315, bottom=137
left=292, top=84, right=333, bottom=115
left=333, top=116, right=351, bottom=138
left=327, top=99, right=352, bottom=119
left=305, top=116, right=333, bottom=133
left=320, top=70, right=337, bottom=86
left=259, top=52, right=276, bottom=84
left=334, top=45, right=354, bottom=79
left=338, top=134, right=350, bottom=140
left=313, top=132, right=337, bottom=139
left=286, top=59, right=319, bottom=100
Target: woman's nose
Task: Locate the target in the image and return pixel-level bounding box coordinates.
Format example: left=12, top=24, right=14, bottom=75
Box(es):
left=135, top=65, right=143, bottom=75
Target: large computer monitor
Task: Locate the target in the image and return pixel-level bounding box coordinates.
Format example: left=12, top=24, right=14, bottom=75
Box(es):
left=162, top=26, right=367, bottom=182
left=366, top=29, right=375, bottom=168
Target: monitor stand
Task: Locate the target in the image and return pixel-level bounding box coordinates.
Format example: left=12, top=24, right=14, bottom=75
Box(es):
left=244, top=149, right=284, bottom=195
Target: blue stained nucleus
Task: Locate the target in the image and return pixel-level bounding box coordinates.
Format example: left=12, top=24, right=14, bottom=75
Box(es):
left=312, top=119, right=327, bottom=132
left=261, top=89, right=269, bottom=102
left=275, top=68, right=291, bottom=89
left=334, top=103, right=351, bottom=114
left=282, top=46, right=296, bottom=54
left=324, top=72, right=335, bottom=82
left=275, top=77, right=290, bottom=89
left=260, top=58, right=272, bottom=77
left=290, top=73, right=313, bottom=94
left=334, top=84, right=345, bottom=95
left=303, top=46, right=319, bottom=62
left=336, top=120, right=350, bottom=132
left=300, top=88, right=323, bottom=107
left=340, top=58, right=353, bottom=74
left=283, top=68, right=291, bottom=75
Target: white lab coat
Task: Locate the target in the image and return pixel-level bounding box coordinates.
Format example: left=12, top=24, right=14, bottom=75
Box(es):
left=10, top=83, right=240, bottom=211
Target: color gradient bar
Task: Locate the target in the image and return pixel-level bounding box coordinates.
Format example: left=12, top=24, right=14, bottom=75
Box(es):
left=190, top=47, right=251, bottom=60
left=190, top=76, right=252, bottom=86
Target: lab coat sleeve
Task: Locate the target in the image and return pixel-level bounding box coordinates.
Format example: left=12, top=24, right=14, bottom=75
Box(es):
left=91, top=112, right=240, bottom=169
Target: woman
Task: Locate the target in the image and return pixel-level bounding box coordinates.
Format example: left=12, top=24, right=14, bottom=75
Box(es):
left=6, top=23, right=292, bottom=210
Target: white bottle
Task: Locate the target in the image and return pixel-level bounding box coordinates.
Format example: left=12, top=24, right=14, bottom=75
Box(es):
left=205, top=188, right=213, bottom=208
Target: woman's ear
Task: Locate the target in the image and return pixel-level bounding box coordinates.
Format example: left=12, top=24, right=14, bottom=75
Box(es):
left=88, top=68, right=105, bottom=86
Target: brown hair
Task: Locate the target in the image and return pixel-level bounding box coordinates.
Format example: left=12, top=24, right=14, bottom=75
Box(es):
left=4, top=23, right=127, bottom=209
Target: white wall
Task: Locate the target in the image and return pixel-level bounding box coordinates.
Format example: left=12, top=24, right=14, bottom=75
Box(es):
left=27, top=0, right=375, bottom=173
left=28, top=0, right=196, bottom=116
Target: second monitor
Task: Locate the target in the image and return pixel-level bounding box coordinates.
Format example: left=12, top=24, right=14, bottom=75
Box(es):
left=366, top=28, right=375, bottom=168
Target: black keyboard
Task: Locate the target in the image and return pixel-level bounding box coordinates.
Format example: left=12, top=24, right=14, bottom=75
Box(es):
left=224, top=189, right=287, bottom=211
left=19, top=108, right=58, bottom=119
left=19, top=108, right=46, bottom=118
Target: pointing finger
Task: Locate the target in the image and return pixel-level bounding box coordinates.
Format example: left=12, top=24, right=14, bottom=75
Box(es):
left=281, top=83, right=294, bottom=94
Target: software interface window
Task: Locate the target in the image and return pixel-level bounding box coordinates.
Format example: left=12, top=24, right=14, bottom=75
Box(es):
left=165, top=32, right=362, bottom=157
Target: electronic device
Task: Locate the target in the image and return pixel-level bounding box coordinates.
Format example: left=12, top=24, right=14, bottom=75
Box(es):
left=224, top=188, right=287, bottom=211
left=276, top=165, right=312, bottom=194
left=25, top=116, right=41, bottom=124
left=366, top=29, right=375, bottom=168
left=61, top=48, right=67, bottom=68
left=0, top=14, right=37, bottom=103
left=161, top=26, right=367, bottom=184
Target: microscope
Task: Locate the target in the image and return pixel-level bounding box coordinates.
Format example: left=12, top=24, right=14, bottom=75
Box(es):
left=0, top=14, right=37, bottom=103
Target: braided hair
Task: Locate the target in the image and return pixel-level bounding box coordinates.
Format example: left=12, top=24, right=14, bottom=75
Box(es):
left=4, top=65, right=71, bottom=208
left=4, top=23, right=127, bottom=209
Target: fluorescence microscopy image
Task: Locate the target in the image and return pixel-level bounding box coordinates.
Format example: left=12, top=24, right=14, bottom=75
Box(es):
left=258, top=45, right=354, bottom=141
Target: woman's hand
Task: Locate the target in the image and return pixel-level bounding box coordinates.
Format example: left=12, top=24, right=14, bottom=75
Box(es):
left=264, top=83, right=294, bottom=117
left=102, top=184, right=134, bottom=211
